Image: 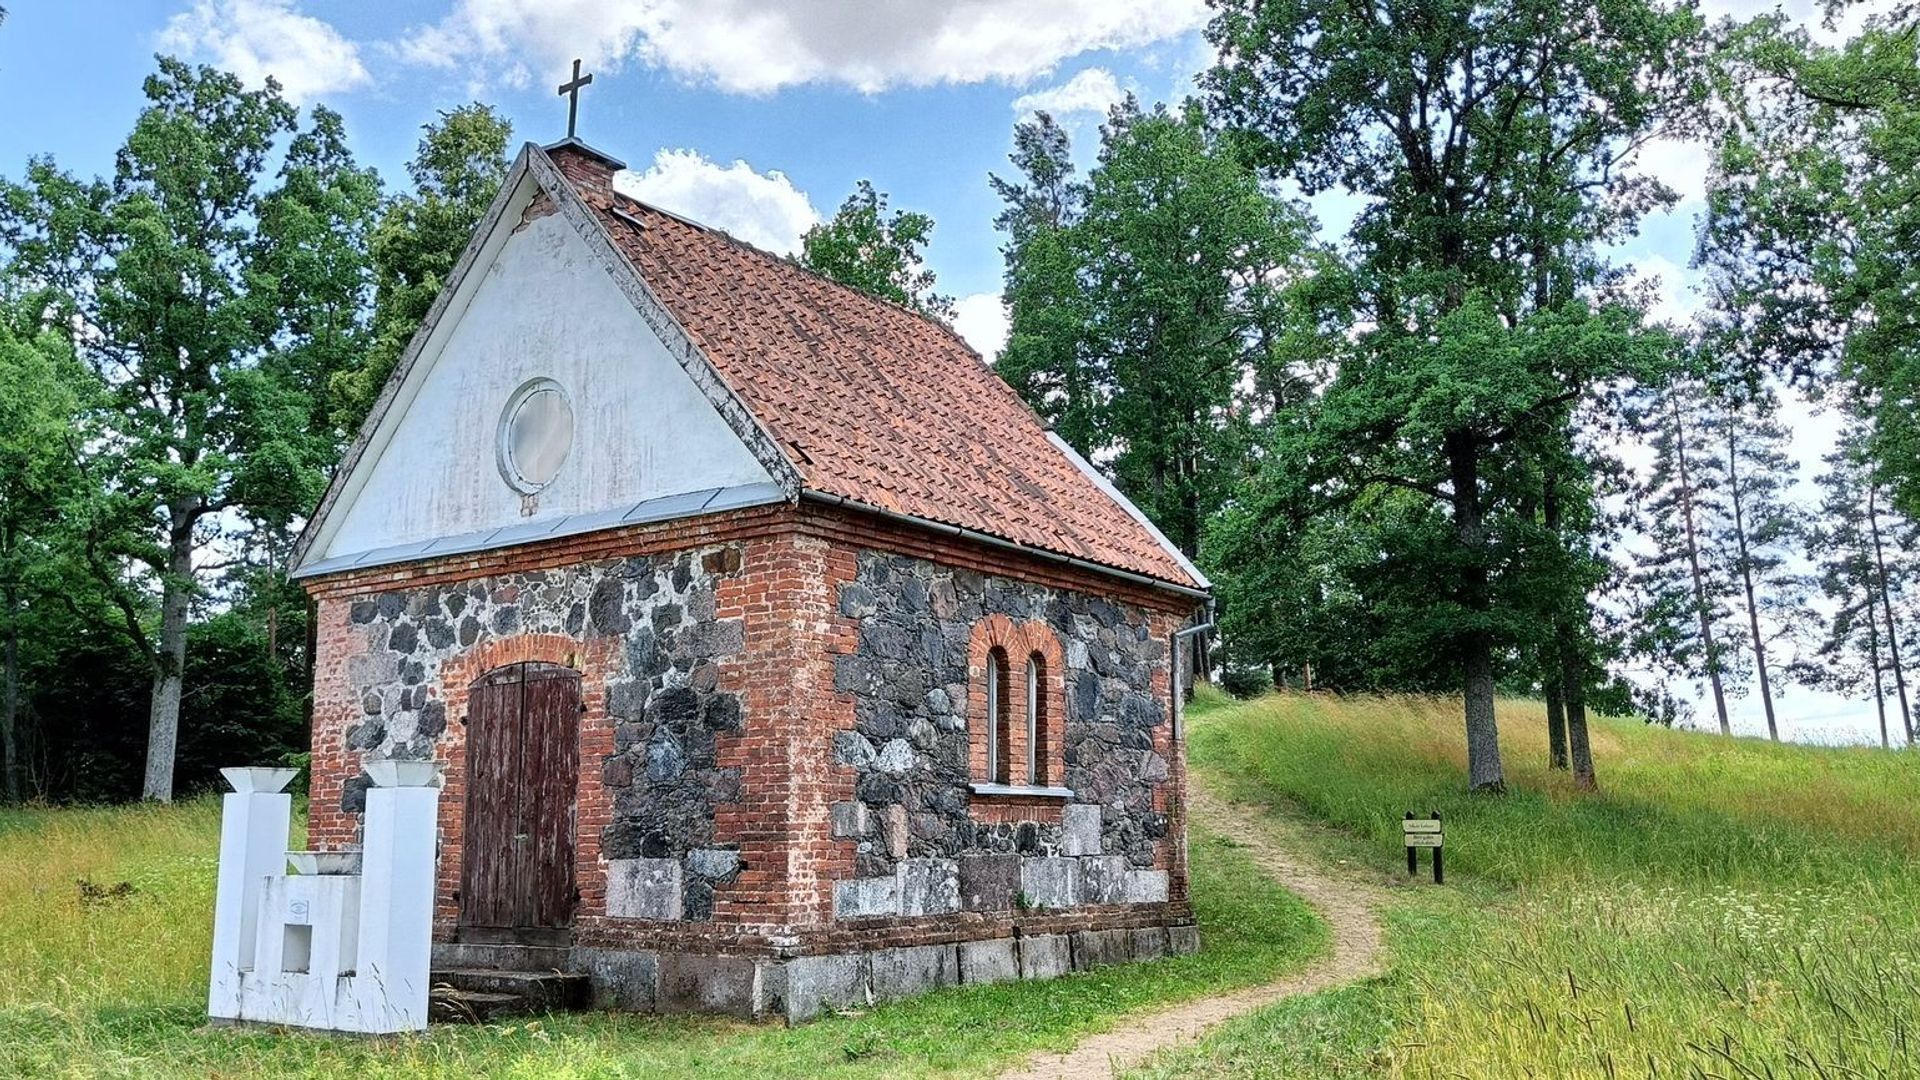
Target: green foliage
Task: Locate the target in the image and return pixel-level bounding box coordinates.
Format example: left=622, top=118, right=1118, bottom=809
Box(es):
left=330, top=104, right=511, bottom=433
left=1702, top=7, right=1920, bottom=517
left=0, top=57, right=376, bottom=799
left=991, top=99, right=1317, bottom=557
left=800, top=179, right=953, bottom=320
left=1203, top=0, right=1706, bottom=788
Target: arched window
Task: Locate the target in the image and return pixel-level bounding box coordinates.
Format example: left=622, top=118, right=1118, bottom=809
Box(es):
left=986, top=647, right=1012, bottom=784
left=1025, top=654, right=1044, bottom=785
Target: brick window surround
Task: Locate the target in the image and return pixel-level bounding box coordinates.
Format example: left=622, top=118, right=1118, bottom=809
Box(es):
left=966, top=614, right=1068, bottom=797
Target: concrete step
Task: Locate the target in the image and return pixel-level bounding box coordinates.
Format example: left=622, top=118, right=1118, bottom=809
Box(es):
left=429, top=968, right=591, bottom=1023
left=431, top=941, right=572, bottom=973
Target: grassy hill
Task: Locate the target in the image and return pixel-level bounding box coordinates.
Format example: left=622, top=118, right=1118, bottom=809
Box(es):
left=1147, top=689, right=1920, bottom=1078
left=4, top=692, right=1915, bottom=1077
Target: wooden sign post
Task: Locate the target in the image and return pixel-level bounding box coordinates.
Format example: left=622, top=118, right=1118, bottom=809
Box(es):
left=1402, top=810, right=1443, bottom=884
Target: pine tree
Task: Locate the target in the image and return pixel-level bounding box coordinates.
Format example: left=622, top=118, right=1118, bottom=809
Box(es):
left=1702, top=386, right=1809, bottom=741
left=1627, top=374, right=1744, bottom=734
left=1803, top=413, right=1917, bottom=746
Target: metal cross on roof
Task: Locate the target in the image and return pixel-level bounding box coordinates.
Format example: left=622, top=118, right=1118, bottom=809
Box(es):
left=558, top=58, right=593, bottom=140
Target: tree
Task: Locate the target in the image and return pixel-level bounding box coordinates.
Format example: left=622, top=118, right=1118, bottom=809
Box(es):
left=990, top=112, right=1098, bottom=454
left=1626, top=372, right=1744, bottom=735
left=1802, top=410, right=1915, bottom=746
left=1079, top=98, right=1313, bottom=560
left=1702, top=8, right=1920, bottom=516
left=0, top=295, right=85, bottom=802
left=0, top=60, right=373, bottom=800
left=800, top=180, right=953, bottom=320
left=1700, top=385, right=1808, bottom=742
left=330, top=104, right=510, bottom=434
left=1206, top=0, right=1704, bottom=790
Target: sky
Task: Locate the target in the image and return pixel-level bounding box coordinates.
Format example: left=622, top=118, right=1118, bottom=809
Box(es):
left=0, top=0, right=1903, bottom=745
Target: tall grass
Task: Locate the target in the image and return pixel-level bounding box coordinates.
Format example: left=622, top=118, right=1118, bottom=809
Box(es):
left=0, top=795, right=1322, bottom=1078
left=1144, top=690, right=1920, bottom=1079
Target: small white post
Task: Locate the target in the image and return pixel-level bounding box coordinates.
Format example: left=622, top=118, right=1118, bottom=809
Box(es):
left=352, top=760, right=443, bottom=1033
left=208, top=767, right=297, bottom=1021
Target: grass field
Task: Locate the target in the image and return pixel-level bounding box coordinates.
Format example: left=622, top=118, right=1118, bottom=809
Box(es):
left=0, top=790, right=1321, bottom=1078
left=1138, top=690, right=1920, bottom=1078
left=8, top=692, right=1914, bottom=1079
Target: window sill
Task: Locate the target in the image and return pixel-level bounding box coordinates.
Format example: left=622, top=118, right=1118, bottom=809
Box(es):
left=968, top=782, right=1074, bottom=799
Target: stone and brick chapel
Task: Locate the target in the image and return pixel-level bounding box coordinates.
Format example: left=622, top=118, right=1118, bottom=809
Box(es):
left=291, top=136, right=1212, bottom=1020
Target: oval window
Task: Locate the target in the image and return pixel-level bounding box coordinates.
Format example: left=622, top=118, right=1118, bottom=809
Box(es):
left=497, top=378, right=574, bottom=494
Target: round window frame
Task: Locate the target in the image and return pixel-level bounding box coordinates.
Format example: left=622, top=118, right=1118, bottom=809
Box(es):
left=495, top=377, right=575, bottom=495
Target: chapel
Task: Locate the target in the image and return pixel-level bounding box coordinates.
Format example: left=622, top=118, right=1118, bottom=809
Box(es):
left=292, top=134, right=1211, bottom=1020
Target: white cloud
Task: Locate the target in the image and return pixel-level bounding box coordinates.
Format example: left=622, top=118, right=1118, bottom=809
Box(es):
left=951, top=292, right=1010, bottom=361
left=614, top=149, right=820, bottom=255
left=159, top=0, right=369, bottom=103
left=1624, top=253, right=1703, bottom=327
left=396, top=0, right=1208, bottom=94
left=1012, top=68, right=1126, bottom=117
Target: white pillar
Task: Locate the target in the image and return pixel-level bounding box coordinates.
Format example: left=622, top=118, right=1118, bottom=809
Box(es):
left=207, top=767, right=297, bottom=1021
left=352, top=760, right=443, bottom=1033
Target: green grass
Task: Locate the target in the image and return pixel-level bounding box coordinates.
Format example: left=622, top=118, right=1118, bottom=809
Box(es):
left=1135, top=689, right=1920, bottom=1079
left=0, top=795, right=1323, bottom=1078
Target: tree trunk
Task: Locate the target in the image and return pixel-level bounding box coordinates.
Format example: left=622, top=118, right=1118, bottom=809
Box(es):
left=141, top=512, right=194, bottom=803
left=1726, top=427, right=1780, bottom=740
left=1671, top=399, right=1731, bottom=734
left=1868, top=597, right=1889, bottom=749
left=2, top=576, right=20, bottom=805
left=1448, top=432, right=1504, bottom=792
left=1867, top=479, right=1913, bottom=743
left=1544, top=678, right=1569, bottom=771
left=1561, top=639, right=1596, bottom=791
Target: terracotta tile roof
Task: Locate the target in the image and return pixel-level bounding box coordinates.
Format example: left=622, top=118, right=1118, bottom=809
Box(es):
left=577, top=184, right=1202, bottom=591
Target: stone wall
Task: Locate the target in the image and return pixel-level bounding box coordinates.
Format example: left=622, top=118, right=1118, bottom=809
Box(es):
left=325, top=544, right=748, bottom=923
left=828, top=550, right=1179, bottom=920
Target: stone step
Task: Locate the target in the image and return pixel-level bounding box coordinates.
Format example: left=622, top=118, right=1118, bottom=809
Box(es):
left=429, top=988, right=532, bottom=1024
left=431, top=941, right=573, bottom=973
left=431, top=967, right=591, bottom=1018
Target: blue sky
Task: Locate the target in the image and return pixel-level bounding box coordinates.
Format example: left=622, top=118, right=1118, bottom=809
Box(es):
left=0, top=0, right=1901, bottom=743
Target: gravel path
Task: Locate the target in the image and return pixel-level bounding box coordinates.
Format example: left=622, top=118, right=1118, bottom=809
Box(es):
left=997, top=784, right=1387, bottom=1080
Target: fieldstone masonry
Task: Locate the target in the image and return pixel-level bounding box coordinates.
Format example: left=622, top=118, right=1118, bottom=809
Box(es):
left=335, top=545, right=747, bottom=922
left=829, top=551, right=1177, bottom=919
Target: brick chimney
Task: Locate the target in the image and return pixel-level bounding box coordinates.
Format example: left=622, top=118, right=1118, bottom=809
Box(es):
left=543, top=138, right=626, bottom=200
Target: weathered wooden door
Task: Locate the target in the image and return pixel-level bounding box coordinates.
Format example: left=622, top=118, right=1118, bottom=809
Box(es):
left=460, top=661, right=580, bottom=943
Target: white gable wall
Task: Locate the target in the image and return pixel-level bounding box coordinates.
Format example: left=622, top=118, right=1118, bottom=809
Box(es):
left=317, top=208, right=774, bottom=563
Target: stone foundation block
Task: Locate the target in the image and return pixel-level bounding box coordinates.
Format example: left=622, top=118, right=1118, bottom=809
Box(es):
left=870, top=944, right=959, bottom=1002
left=1019, top=933, right=1073, bottom=980
left=1169, top=924, right=1201, bottom=956
left=1123, top=869, right=1170, bottom=904
left=1073, top=927, right=1133, bottom=970
left=958, top=938, right=1020, bottom=985
left=1020, top=857, right=1079, bottom=910
left=1079, top=855, right=1127, bottom=904
left=1129, top=927, right=1169, bottom=962
left=898, top=858, right=960, bottom=916
left=779, top=954, right=870, bottom=1023
left=1062, top=804, right=1103, bottom=856
left=959, top=854, right=1019, bottom=912
left=656, top=952, right=762, bottom=1018
left=574, top=946, right=659, bottom=1011
left=607, top=857, right=683, bottom=920
left=835, top=875, right=899, bottom=919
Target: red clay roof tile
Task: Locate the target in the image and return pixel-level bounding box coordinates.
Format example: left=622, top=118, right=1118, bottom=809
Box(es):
left=576, top=180, right=1201, bottom=591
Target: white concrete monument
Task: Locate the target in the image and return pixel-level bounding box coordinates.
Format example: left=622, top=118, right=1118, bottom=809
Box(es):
left=207, top=761, right=442, bottom=1034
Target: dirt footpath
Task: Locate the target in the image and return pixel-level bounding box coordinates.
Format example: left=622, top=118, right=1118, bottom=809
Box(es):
left=998, top=785, right=1387, bottom=1080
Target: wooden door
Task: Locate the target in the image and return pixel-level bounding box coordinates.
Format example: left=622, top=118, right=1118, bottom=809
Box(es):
left=460, top=661, right=580, bottom=942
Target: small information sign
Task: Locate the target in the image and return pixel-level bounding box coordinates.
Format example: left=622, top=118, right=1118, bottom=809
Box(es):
left=1402, top=810, right=1444, bottom=883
